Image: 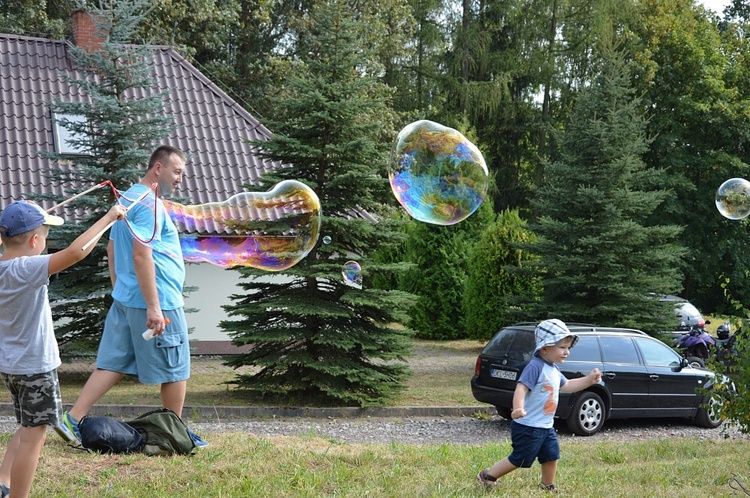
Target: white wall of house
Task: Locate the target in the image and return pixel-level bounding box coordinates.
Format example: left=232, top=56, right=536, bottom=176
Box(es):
left=183, top=263, right=242, bottom=341
left=182, top=263, right=291, bottom=341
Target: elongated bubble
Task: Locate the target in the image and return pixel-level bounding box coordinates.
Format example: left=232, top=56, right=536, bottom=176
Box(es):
left=716, top=178, right=750, bottom=220
left=162, top=180, right=322, bottom=270
left=388, top=120, right=488, bottom=225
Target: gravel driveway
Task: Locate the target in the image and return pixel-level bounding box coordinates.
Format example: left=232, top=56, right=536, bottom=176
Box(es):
left=183, top=415, right=749, bottom=445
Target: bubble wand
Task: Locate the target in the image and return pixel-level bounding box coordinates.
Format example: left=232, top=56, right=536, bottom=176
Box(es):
left=80, top=183, right=157, bottom=251
left=46, top=181, right=111, bottom=213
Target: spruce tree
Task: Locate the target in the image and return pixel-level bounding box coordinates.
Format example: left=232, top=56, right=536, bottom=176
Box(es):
left=528, top=49, right=684, bottom=331
left=463, top=209, right=542, bottom=341
left=36, top=0, right=174, bottom=350
left=220, top=0, right=415, bottom=406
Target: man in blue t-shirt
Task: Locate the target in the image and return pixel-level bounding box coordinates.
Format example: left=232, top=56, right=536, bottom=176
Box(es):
left=55, top=146, right=206, bottom=449
left=477, top=319, right=602, bottom=492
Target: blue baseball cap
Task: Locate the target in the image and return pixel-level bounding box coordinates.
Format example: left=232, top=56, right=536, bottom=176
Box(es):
left=0, top=200, right=64, bottom=237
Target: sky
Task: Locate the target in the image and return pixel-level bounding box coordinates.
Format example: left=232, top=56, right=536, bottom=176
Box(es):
left=699, top=0, right=732, bottom=13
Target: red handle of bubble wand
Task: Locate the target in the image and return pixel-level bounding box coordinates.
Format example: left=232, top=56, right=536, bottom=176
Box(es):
left=47, top=182, right=110, bottom=212
left=81, top=183, right=157, bottom=251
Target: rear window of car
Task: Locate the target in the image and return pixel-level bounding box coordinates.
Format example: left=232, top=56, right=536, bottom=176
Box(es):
left=567, top=336, right=601, bottom=362
left=483, top=328, right=535, bottom=361
left=599, top=336, right=640, bottom=364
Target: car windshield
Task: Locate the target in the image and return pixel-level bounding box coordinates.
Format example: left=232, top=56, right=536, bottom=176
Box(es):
left=483, top=329, right=535, bottom=361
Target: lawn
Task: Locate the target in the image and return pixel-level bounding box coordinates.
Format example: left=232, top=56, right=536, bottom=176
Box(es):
left=19, top=432, right=750, bottom=497
left=2, top=339, right=749, bottom=496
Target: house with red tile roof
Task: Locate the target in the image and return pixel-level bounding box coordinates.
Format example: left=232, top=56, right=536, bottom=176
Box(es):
left=0, top=10, right=279, bottom=346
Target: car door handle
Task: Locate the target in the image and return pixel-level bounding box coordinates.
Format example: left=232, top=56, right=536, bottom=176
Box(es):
left=604, top=372, right=616, bottom=379
left=650, top=374, right=659, bottom=381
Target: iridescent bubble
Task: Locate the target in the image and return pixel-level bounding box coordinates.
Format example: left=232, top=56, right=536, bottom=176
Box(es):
left=388, top=120, right=488, bottom=225
left=322, top=235, right=332, bottom=245
left=342, top=260, right=361, bottom=285
left=716, top=178, right=750, bottom=220
left=161, top=180, right=321, bottom=270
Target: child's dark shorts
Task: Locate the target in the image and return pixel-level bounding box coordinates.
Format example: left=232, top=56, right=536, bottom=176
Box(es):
left=0, top=369, right=63, bottom=427
left=508, top=421, right=560, bottom=468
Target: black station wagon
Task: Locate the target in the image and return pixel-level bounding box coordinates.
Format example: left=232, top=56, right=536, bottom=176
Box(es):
left=470, top=323, right=724, bottom=436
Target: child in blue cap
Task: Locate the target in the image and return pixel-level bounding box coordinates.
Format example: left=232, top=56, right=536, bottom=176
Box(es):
left=477, top=319, right=602, bottom=492
left=0, top=200, right=125, bottom=498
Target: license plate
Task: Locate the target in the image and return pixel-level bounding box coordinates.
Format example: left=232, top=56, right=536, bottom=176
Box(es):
left=490, top=368, right=517, bottom=381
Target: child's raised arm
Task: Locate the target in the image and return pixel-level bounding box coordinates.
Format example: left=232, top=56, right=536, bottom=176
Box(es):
left=560, top=368, right=602, bottom=394
left=48, top=205, right=127, bottom=275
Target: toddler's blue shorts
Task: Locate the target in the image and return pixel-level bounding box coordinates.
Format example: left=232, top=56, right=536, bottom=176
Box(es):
left=507, top=421, right=560, bottom=468
left=96, top=300, right=190, bottom=384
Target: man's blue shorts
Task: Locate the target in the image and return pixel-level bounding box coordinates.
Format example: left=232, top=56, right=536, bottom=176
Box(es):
left=507, top=421, right=560, bottom=468
left=96, top=300, right=190, bottom=384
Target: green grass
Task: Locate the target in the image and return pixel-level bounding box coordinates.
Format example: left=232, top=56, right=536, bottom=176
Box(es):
left=3, top=338, right=750, bottom=496
left=23, top=433, right=750, bottom=497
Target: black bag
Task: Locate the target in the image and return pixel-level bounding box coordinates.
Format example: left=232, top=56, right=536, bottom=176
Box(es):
left=125, top=408, right=195, bottom=456
left=79, top=416, right=144, bottom=454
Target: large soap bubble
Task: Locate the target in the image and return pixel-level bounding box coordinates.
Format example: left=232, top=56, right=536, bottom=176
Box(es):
left=162, top=180, right=321, bottom=271
left=716, top=178, right=750, bottom=220
left=388, top=120, right=488, bottom=225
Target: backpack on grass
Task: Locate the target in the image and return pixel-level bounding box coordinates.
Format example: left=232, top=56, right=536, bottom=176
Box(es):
left=125, top=408, right=195, bottom=456
left=79, top=416, right=144, bottom=454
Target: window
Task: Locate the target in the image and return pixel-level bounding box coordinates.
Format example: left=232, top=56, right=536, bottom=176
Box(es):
left=567, top=336, right=601, bottom=362
left=635, top=338, right=682, bottom=367
left=599, top=336, right=640, bottom=364
left=52, top=113, right=89, bottom=155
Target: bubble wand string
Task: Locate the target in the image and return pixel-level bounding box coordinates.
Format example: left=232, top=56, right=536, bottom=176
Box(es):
left=80, top=183, right=157, bottom=251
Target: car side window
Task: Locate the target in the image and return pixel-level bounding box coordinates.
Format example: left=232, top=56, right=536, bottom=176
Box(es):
left=635, top=337, right=682, bottom=367
left=567, top=336, right=601, bottom=362
left=599, top=336, right=640, bottom=364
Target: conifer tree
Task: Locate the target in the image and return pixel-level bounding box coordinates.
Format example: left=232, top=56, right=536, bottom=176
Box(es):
left=37, top=0, right=174, bottom=350
left=528, top=49, right=684, bottom=331
left=463, top=209, right=542, bottom=341
left=220, top=0, right=415, bottom=406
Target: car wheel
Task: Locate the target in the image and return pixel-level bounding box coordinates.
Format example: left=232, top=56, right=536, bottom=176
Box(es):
left=566, top=391, right=604, bottom=436
left=495, top=406, right=512, bottom=419
left=695, top=391, right=722, bottom=428
left=686, top=356, right=705, bottom=368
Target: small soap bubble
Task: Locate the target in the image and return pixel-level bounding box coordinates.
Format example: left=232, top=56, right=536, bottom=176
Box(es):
left=716, top=178, right=750, bottom=220
left=388, top=120, right=488, bottom=225
left=162, top=180, right=321, bottom=271
left=342, top=260, right=361, bottom=285
left=322, top=235, right=332, bottom=244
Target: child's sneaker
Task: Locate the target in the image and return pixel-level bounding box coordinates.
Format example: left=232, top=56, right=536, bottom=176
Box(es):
left=0, top=482, right=9, bottom=498
left=54, top=411, right=81, bottom=447
left=539, top=483, right=558, bottom=493
left=187, top=428, right=208, bottom=449
left=477, top=469, right=497, bottom=489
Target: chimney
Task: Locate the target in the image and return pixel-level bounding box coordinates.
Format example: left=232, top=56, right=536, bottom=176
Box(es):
left=71, top=9, right=108, bottom=52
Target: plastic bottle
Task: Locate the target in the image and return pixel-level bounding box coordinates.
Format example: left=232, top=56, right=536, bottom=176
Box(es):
left=142, top=318, right=170, bottom=340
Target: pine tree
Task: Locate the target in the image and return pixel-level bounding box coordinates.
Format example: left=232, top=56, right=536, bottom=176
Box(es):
left=36, top=0, right=174, bottom=350
left=528, top=49, right=684, bottom=331
left=463, top=209, right=542, bottom=341
left=401, top=195, right=495, bottom=340
left=220, top=0, right=416, bottom=406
